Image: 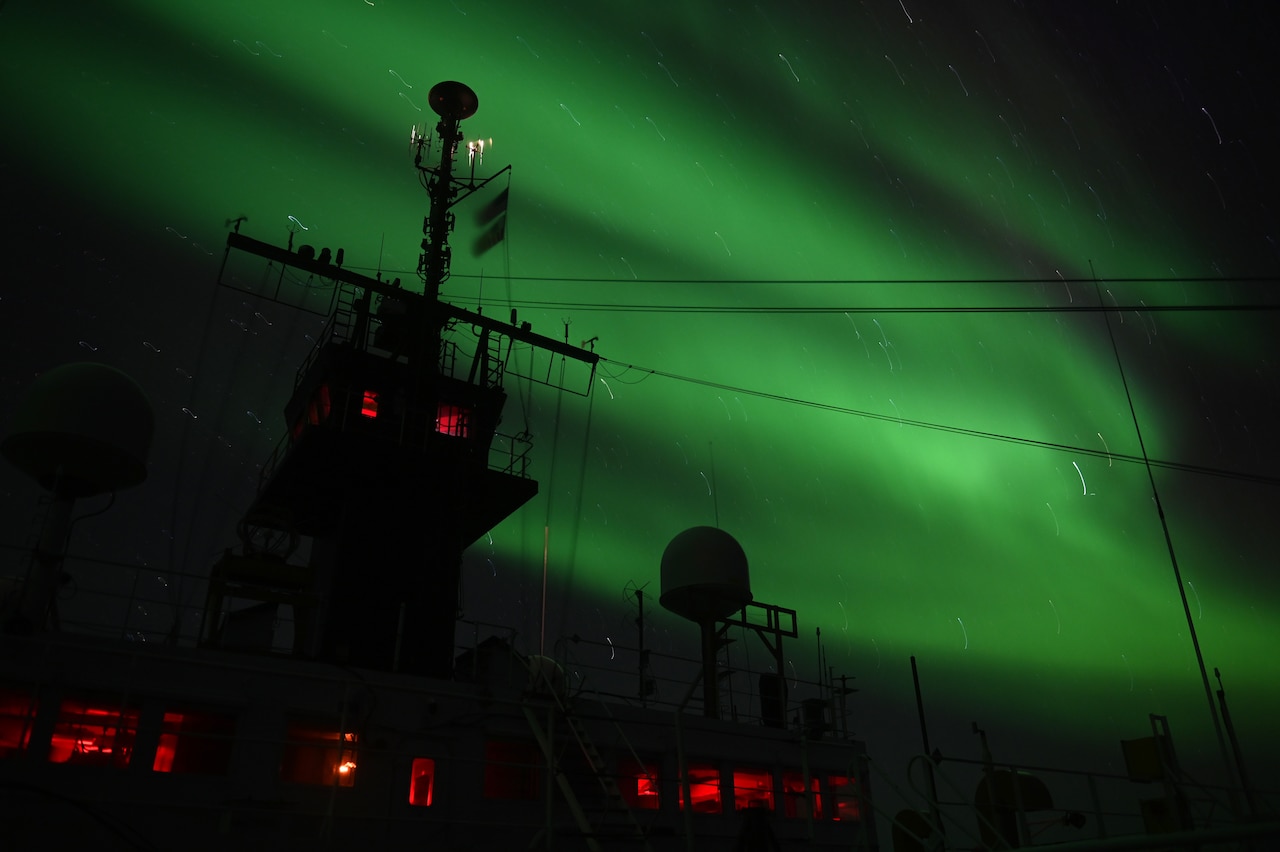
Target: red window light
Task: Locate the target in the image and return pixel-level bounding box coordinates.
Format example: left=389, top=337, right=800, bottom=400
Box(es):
left=360, top=390, right=379, bottom=418
left=732, top=767, right=775, bottom=812
left=678, top=763, right=723, bottom=813
left=409, top=757, right=435, bottom=807
left=0, top=688, right=37, bottom=758
left=316, top=383, right=332, bottom=421
left=48, top=697, right=139, bottom=768
left=618, top=757, right=661, bottom=810
left=435, top=402, right=470, bottom=437
left=782, top=771, right=822, bottom=819
left=293, top=385, right=335, bottom=440
left=279, top=722, right=357, bottom=786
left=152, top=709, right=235, bottom=775
left=827, top=775, right=862, bottom=821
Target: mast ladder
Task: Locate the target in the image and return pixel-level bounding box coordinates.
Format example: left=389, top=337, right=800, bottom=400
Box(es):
left=331, top=283, right=359, bottom=343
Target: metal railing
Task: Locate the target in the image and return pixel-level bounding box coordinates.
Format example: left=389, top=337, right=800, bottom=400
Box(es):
left=547, top=631, right=847, bottom=741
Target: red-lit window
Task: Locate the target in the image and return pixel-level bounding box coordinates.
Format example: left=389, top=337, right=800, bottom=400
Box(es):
left=293, top=385, right=334, bottom=441
left=361, top=390, right=379, bottom=419
left=316, top=384, right=332, bottom=421
left=152, top=708, right=235, bottom=774
left=436, top=403, right=470, bottom=437
left=279, top=722, right=357, bottom=786
left=409, top=757, right=435, bottom=806
left=678, top=763, right=723, bottom=813
left=782, top=771, right=822, bottom=819
left=618, top=757, right=661, bottom=810
left=827, top=775, right=862, bottom=821
left=1, top=687, right=37, bottom=757
left=48, top=696, right=139, bottom=767
left=483, top=739, right=542, bottom=800
left=732, top=767, right=775, bottom=811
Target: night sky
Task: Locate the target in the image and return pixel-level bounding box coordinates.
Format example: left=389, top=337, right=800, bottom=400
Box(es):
left=2, top=0, right=1277, bottom=821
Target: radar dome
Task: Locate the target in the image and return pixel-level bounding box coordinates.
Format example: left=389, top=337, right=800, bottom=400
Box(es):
left=1, top=362, right=154, bottom=498
left=428, top=81, right=479, bottom=121
left=659, top=526, right=752, bottom=623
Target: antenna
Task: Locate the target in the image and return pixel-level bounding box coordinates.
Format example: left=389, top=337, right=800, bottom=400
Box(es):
left=1214, top=668, right=1258, bottom=815
left=1089, top=259, right=1240, bottom=813
left=708, top=441, right=719, bottom=527
left=540, top=525, right=549, bottom=657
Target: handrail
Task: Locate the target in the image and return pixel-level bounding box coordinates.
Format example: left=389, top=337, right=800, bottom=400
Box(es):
left=935, top=751, right=1244, bottom=822
left=862, top=753, right=980, bottom=852
left=521, top=656, right=656, bottom=852
left=891, top=745, right=1265, bottom=852
left=912, top=753, right=1017, bottom=850
left=556, top=633, right=852, bottom=739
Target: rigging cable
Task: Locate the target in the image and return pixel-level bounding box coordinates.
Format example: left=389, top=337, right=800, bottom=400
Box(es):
left=166, top=237, right=236, bottom=643
left=538, top=326, right=571, bottom=658
left=1090, top=261, right=1240, bottom=815
left=556, top=366, right=598, bottom=647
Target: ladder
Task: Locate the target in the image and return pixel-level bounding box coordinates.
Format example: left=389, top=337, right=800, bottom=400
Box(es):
left=484, top=330, right=504, bottom=389
left=332, top=283, right=359, bottom=343
left=291, top=283, right=360, bottom=390
left=8, top=495, right=55, bottom=629
left=522, top=680, right=654, bottom=851
left=715, top=632, right=737, bottom=721
left=466, top=327, right=506, bottom=390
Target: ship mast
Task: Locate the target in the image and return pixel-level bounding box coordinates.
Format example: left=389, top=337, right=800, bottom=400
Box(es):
left=415, top=81, right=478, bottom=381
left=417, top=80, right=475, bottom=302
left=209, top=81, right=597, bottom=676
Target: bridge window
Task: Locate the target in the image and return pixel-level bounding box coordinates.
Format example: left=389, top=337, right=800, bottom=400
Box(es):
left=0, top=687, right=37, bottom=757
left=782, top=771, right=822, bottom=819
left=678, top=763, right=722, bottom=813
left=279, top=721, right=357, bottom=786
left=732, top=766, right=775, bottom=811
left=409, top=757, right=436, bottom=806
left=152, top=708, right=236, bottom=774
left=48, top=695, right=139, bottom=767
left=436, top=402, right=470, bottom=438
left=306, top=384, right=333, bottom=427
left=828, top=775, right=862, bottom=821
left=618, top=757, right=661, bottom=810
left=292, top=385, right=334, bottom=441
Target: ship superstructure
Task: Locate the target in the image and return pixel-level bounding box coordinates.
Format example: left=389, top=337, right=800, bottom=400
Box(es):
left=0, top=80, right=879, bottom=852
left=210, top=80, right=597, bottom=678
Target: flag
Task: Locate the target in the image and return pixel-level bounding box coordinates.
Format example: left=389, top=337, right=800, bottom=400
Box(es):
left=473, top=217, right=506, bottom=256
left=472, top=187, right=508, bottom=256
left=476, top=187, right=509, bottom=226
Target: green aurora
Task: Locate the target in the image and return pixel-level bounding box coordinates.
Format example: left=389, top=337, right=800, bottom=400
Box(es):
left=2, top=0, right=1276, bottom=798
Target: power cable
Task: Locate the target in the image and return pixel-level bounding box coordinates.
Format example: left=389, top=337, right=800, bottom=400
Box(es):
left=597, top=356, right=1280, bottom=488
left=439, top=299, right=1280, bottom=316
left=353, top=270, right=1280, bottom=286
